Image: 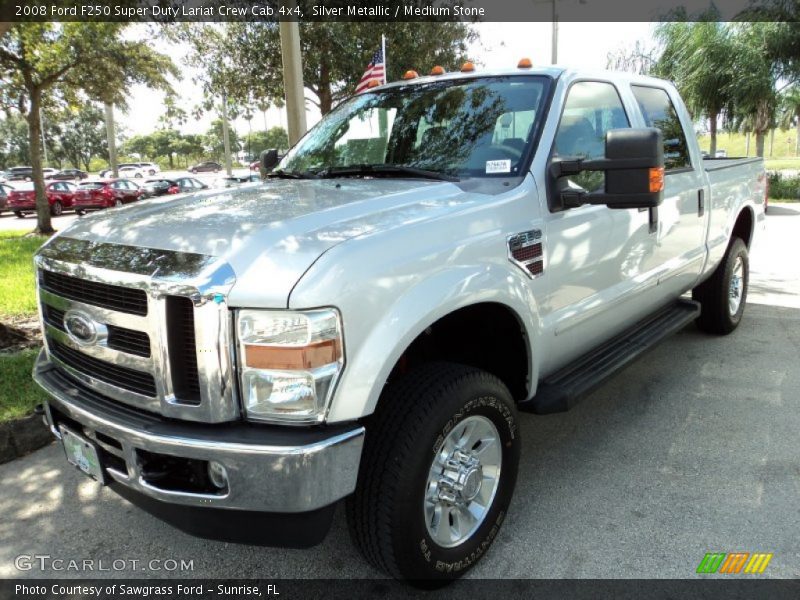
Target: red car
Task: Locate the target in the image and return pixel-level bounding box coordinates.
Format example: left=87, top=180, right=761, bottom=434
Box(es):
left=72, top=179, right=143, bottom=215
left=8, top=181, right=77, bottom=218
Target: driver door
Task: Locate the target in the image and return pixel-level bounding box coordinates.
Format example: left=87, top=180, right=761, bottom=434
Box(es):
left=539, top=80, right=657, bottom=374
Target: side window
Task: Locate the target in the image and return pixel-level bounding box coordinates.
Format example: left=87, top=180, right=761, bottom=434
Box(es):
left=631, top=86, right=692, bottom=171
left=553, top=81, right=630, bottom=191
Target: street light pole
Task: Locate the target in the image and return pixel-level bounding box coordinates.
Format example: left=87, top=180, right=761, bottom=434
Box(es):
left=279, top=19, right=307, bottom=146
left=551, top=0, right=558, bottom=64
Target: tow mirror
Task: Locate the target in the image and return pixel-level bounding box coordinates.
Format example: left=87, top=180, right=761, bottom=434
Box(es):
left=550, top=128, right=664, bottom=210
left=260, top=149, right=280, bottom=174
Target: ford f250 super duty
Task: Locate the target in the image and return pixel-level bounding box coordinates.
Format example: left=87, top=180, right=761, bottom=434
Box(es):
left=33, top=65, right=766, bottom=582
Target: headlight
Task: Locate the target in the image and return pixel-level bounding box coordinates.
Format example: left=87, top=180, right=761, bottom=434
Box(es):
left=237, top=308, right=343, bottom=424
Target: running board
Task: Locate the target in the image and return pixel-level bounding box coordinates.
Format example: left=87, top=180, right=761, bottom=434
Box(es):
left=521, top=299, right=701, bottom=415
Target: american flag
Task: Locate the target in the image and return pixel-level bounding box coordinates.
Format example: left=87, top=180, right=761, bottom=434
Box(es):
left=355, top=48, right=385, bottom=93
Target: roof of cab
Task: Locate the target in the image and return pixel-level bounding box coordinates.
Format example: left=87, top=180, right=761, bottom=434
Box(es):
left=373, top=66, right=673, bottom=91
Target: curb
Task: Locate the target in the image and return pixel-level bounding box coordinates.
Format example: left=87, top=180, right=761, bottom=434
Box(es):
left=0, top=413, right=54, bottom=464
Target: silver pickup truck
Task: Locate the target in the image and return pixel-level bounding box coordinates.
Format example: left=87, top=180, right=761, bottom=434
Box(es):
left=33, top=66, right=765, bottom=582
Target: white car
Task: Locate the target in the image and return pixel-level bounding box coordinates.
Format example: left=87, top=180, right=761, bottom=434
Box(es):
left=42, top=168, right=59, bottom=179
left=139, top=162, right=161, bottom=176
left=117, top=165, right=146, bottom=178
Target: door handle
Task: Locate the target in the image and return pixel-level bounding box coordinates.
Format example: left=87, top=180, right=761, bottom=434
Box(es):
left=698, top=189, right=705, bottom=217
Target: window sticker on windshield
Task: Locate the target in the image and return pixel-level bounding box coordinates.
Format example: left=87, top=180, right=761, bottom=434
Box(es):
left=486, top=159, right=511, bottom=174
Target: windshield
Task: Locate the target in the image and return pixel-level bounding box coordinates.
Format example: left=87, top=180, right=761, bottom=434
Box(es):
left=279, top=76, right=550, bottom=179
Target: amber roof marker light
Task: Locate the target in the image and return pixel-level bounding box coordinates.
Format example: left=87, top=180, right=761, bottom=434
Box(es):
left=402, top=70, right=419, bottom=80
left=430, top=65, right=446, bottom=76
left=460, top=61, right=476, bottom=72
left=518, top=58, right=533, bottom=69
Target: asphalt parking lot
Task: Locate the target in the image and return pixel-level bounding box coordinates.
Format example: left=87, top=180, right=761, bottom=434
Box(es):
left=1, top=204, right=798, bottom=580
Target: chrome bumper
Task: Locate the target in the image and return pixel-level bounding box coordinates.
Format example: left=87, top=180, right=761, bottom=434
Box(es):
left=34, top=350, right=364, bottom=513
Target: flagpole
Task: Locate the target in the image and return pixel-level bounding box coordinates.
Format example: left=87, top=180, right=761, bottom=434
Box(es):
left=381, top=34, right=387, bottom=84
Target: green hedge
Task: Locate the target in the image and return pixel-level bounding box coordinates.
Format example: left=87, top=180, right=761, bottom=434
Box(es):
left=768, top=172, right=800, bottom=200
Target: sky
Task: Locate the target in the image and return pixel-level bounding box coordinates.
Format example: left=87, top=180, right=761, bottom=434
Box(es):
left=117, top=22, right=655, bottom=139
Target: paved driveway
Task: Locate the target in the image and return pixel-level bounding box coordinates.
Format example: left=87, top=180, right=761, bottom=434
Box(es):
left=1, top=204, right=798, bottom=579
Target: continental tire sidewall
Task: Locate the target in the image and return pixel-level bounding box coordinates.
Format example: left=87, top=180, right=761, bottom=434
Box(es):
left=394, top=388, right=520, bottom=580
left=725, top=239, right=749, bottom=328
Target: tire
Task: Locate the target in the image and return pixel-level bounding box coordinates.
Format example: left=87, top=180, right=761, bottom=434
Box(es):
left=75, top=209, right=86, bottom=216
left=14, top=211, right=24, bottom=218
left=693, top=237, right=749, bottom=335
left=135, top=173, right=143, bottom=178
left=148, top=169, right=156, bottom=176
left=114, top=199, right=123, bottom=207
left=346, top=362, right=520, bottom=584
left=50, top=201, right=62, bottom=217
left=190, top=169, right=197, bottom=174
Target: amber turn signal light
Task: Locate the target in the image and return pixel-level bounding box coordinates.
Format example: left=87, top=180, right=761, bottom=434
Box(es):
left=244, top=339, right=342, bottom=371
left=649, top=167, right=665, bottom=193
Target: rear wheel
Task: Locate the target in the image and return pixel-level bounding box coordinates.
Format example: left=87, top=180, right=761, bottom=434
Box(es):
left=114, top=199, right=123, bottom=207
left=347, top=362, right=520, bottom=584
left=14, top=211, right=24, bottom=218
left=148, top=169, right=156, bottom=176
left=693, top=237, right=749, bottom=335
left=50, top=201, right=63, bottom=216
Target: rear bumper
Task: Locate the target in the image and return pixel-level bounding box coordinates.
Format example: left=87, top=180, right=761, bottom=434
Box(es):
left=33, top=350, right=364, bottom=542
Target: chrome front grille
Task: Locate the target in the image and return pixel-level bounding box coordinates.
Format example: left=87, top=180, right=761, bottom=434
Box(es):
left=35, top=237, right=238, bottom=423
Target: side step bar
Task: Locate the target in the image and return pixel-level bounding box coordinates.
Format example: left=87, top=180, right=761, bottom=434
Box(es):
left=520, top=299, right=701, bottom=415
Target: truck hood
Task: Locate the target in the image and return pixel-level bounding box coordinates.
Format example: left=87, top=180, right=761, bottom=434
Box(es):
left=58, top=178, right=483, bottom=307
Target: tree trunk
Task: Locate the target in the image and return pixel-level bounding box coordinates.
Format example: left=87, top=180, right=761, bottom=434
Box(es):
left=221, top=93, right=233, bottom=176
left=745, top=132, right=751, bottom=156
left=796, top=114, right=800, bottom=157
left=27, top=88, right=54, bottom=234
left=104, top=102, right=118, bottom=178
left=168, top=153, right=174, bottom=169
left=709, top=112, right=717, bottom=156
left=755, top=131, right=765, bottom=158
left=769, top=128, right=775, bottom=157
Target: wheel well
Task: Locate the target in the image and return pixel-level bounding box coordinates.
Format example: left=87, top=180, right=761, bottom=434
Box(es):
left=732, top=207, right=754, bottom=248
left=386, top=303, right=529, bottom=401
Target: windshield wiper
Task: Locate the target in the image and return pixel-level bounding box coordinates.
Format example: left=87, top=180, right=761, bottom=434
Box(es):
left=316, top=164, right=459, bottom=182
left=267, top=169, right=317, bottom=179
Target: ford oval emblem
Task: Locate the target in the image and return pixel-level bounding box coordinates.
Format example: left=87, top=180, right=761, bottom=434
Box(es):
left=64, top=310, right=99, bottom=346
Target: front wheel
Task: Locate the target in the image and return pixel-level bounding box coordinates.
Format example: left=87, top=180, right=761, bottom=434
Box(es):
left=14, top=211, right=24, bottom=218
left=50, top=201, right=62, bottom=216
left=693, top=237, right=749, bottom=335
left=347, top=362, right=520, bottom=584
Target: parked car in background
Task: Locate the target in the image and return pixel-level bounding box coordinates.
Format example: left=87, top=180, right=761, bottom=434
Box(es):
left=7, top=166, right=33, bottom=181
left=7, top=181, right=77, bottom=217
left=51, top=169, right=88, bottom=181
left=42, top=168, right=59, bottom=179
left=72, top=179, right=142, bottom=214
left=188, top=161, right=222, bottom=174
left=99, top=163, right=149, bottom=178
left=118, top=165, right=146, bottom=179
left=140, top=162, right=160, bottom=176
left=0, top=182, right=14, bottom=215
left=142, top=179, right=181, bottom=197
left=174, top=177, right=210, bottom=192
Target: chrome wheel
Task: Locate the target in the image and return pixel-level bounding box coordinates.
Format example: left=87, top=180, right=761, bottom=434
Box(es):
left=729, top=255, right=744, bottom=315
left=424, top=415, right=502, bottom=548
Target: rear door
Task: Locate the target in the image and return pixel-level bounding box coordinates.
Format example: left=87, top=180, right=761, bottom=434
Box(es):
left=629, top=85, right=708, bottom=296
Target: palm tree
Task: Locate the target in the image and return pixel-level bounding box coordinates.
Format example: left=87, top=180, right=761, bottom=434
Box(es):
left=778, top=86, right=800, bottom=156
left=654, top=14, right=735, bottom=155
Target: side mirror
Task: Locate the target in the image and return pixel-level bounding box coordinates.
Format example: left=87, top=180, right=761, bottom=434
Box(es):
left=260, top=149, right=280, bottom=174
left=550, top=128, right=664, bottom=210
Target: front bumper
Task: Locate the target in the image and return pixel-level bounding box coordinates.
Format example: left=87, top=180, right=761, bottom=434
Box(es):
left=33, top=350, right=364, bottom=516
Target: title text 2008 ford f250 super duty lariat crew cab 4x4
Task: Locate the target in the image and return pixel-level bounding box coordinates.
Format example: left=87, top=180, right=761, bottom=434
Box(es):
left=33, top=66, right=765, bottom=582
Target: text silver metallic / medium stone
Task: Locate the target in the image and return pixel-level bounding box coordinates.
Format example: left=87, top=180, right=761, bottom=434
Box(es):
left=32, top=66, right=766, bottom=584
